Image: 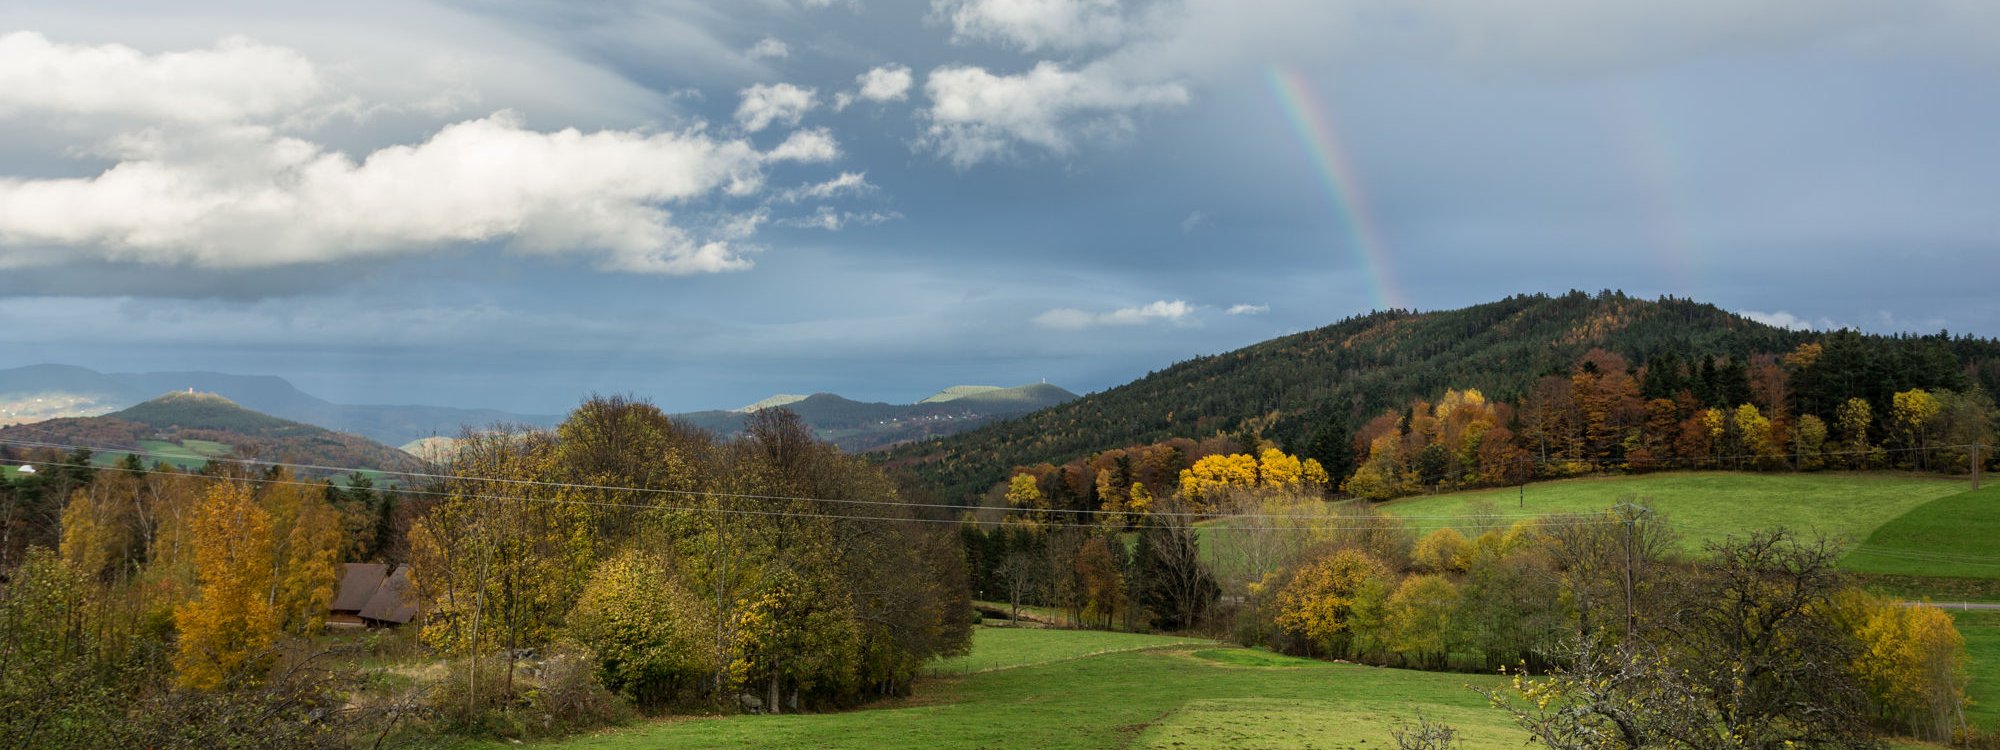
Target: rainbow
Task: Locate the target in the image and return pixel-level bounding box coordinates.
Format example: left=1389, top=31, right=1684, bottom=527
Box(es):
left=1607, top=91, right=1700, bottom=297
left=1264, top=65, right=1407, bottom=311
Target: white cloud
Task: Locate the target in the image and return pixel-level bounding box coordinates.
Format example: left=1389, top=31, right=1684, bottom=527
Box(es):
left=765, top=127, right=841, bottom=162
left=746, top=37, right=791, bottom=60
left=0, top=32, right=323, bottom=125
left=1226, top=303, right=1268, bottom=315
left=735, top=83, right=818, bottom=132
left=934, top=0, right=1127, bottom=52
left=775, top=206, right=902, bottom=231
left=920, top=61, right=1188, bottom=167
left=1034, top=299, right=1192, bottom=329
left=834, top=65, right=913, bottom=111
left=1739, top=309, right=1848, bottom=331
left=779, top=171, right=874, bottom=202
left=857, top=64, right=914, bottom=102
left=1180, top=211, right=1206, bottom=232
left=0, top=111, right=848, bottom=275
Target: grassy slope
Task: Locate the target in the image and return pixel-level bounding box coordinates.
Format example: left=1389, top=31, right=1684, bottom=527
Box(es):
left=498, top=628, right=1519, bottom=750
left=1959, top=611, right=2000, bottom=731
left=459, top=617, right=1999, bottom=750
left=1843, top=486, right=2000, bottom=580
left=1375, top=472, right=1963, bottom=553
left=931, top=626, right=1203, bottom=674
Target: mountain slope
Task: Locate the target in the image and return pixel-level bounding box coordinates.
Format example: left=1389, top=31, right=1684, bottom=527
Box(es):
left=1, top=391, right=427, bottom=475
left=885, top=291, right=2000, bottom=501
left=674, top=383, right=1081, bottom=452
left=0, top=365, right=558, bottom=445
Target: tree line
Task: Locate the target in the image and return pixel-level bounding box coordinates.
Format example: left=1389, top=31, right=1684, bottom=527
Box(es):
left=0, top=396, right=973, bottom=746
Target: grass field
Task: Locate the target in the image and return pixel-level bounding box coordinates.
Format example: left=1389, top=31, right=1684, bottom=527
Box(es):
left=1376, top=472, right=1965, bottom=553
left=1957, top=610, right=2000, bottom=731
left=930, top=625, right=1205, bottom=674
left=88, top=438, right=238, bottom=470
left=1842, top=486, right=2000, bottom=580
left=484, top=627, right=1520, bottom=750
left=453, top=616, right=1997, bottom=750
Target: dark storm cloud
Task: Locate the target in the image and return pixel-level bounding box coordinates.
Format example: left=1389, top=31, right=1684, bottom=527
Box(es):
left=1, top=0, right=1996, bottom=412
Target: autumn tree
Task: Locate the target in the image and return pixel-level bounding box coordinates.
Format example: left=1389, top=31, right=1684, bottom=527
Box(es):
left=1274, top=548, right=1390, bottom=656
left=1411, top=528, right=1469, bottom=574
left=567, top=547, right=716, bottom=706
left=1385, top=574, right=1460, bottom=670
left=260, top=468, right=346, bottom=634
left=173, top=481, right=279, bottom=691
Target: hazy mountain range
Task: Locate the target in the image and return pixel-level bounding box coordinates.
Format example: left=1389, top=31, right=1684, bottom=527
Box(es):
left=0, top=364, right=1078, bottom=453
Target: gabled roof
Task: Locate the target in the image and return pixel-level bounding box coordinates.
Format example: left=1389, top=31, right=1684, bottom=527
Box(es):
left=332, top=563, right=389, bottom=613
left=358, top=564, right=416, bottom=624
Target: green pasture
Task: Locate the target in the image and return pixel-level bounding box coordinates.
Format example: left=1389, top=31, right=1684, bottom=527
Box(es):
left=451, top=614, right=1994, bottom=750
left=1377, top=472, right=1964, bottom=553
left=1957, top=610, right=2000, bottom=731
left=1842, top=486, right=2000, bottom=580
left=480, top=627, right=1520, bottom=750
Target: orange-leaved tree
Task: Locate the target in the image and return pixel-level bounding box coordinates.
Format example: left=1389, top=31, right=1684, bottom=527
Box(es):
left=173, top=480, right=279, bottom=690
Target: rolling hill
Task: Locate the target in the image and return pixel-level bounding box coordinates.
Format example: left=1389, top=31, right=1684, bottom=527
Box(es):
left=886, top=291, right=2000, bottom=501
left=0, top=391, right=428, bottom=476
left=672, top=383, right=1079, bottom=453
left=0, top=365, right=559, bottom=445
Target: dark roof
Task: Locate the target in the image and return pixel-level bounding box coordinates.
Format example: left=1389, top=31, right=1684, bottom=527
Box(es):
left=332, top=563, right=389, bottom=613
left=358, top=565, right=416, bottom=624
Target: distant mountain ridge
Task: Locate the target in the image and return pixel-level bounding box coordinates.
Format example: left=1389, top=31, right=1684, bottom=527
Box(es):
left=673, top=383, right=1080, bottom=453
left=886, top=291, right=2000, bottom=501
left=0, top=391, right=427, bottom=475
left=0, top=365, right=559, bottom=445
left=0, top=364, right=1079, bottom=456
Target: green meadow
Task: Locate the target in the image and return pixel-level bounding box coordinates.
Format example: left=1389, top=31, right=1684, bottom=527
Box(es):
left=476, top=621, right=1994, bottom=750
left=1841, top=486, right=2000, bottom=580
left=1376, top=472, right=1965, bottom=553
left=474, top=627, right=1523, bottom=750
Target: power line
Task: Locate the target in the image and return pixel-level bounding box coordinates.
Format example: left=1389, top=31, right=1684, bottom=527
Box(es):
left=15, top=458, right=1635, bottom=534
left=0, top=432, right=1603, bottom=523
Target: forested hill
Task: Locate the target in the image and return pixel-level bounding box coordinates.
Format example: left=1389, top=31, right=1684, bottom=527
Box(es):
left=0, top=391, right=427, bottom=475
left=885, top=291, right=2000, bottom=502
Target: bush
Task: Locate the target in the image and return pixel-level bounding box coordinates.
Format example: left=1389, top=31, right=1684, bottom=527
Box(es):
left=425, top=648, right=629, bottom=739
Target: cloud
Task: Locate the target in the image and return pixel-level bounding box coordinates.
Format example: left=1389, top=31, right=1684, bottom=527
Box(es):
left=0, top=111, right=847, bottom=275
left=778, top=171, right=874, bottom=202
left=746, top=36, right=790, bottom=60
left=920, top=61, right=1188, bottom=167
left=857, top=64, right=914, bottom=102
left=775, top=205, right=902, bottom=231
left=0, top=32, right=324, bottom=125
left=1738, top=309, right=1849, bottom=331
left=735, top=83, right=818, bottom=132
left=765, top=127, right=841, bottom=162
left=933, top=0, right=1127, bottom=52
left=835, top=64, right=913, bottom=111
left=1180, top=211, right=1206, bottom=232
left=1033, top=299, right=1192, bottom=329
left=1226, top=303, right=1268, bottom=315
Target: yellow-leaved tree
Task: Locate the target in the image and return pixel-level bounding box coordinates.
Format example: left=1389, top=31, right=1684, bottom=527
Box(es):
left=173, top=480, right=279, bottom=690
left=262, top=469, right=347, bottom=634
left=1273, top=548, right=1390, bottom=656
left=1840, top=591, right=1969, bottom=741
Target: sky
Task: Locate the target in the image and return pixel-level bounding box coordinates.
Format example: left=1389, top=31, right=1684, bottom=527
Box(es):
left=0, top=0, right=1996, bottom=414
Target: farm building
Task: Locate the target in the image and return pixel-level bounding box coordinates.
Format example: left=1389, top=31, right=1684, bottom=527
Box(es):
left=331, top=562, right=416, bottom=628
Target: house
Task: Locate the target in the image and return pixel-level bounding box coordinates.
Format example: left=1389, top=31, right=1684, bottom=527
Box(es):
left=358, top=564, right=416, bottom=627
left=329, top=562, right=415, bottom=628
left=15, top=465, right=34, bottom=475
